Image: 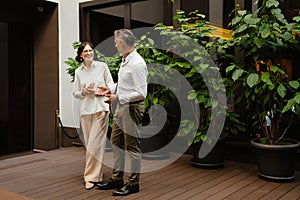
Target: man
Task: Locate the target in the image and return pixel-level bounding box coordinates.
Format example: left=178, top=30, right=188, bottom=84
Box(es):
left=95, top=29, right=148, bottom=196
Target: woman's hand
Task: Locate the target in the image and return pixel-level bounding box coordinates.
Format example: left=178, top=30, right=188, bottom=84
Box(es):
left=81, top=83, right=95, bottom=96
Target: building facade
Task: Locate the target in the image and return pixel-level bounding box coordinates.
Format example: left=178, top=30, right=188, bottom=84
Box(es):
left=1, top=0, right=299, bottom=155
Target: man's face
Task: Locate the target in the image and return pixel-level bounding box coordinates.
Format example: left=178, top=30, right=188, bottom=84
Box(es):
left=114, top=37, right=124, bottom=54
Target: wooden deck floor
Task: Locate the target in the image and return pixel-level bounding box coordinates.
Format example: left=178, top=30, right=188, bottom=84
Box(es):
left=0, top=146, right=300, bottom=200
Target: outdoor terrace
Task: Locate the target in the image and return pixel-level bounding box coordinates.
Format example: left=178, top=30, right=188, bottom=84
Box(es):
left=0, top=146, right=300, bottom=200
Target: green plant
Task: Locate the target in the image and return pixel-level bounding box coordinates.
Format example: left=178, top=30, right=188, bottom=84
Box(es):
left=226, top=0, right=300, bottom=144
left=136, top=34, right=177, bottom=113
left=65, top=42, right=82, bottom=82
left=150, top=10, right=246, bottom=145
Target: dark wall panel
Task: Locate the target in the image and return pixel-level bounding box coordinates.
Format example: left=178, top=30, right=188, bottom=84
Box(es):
left=0, top=22, right=33, bottom=155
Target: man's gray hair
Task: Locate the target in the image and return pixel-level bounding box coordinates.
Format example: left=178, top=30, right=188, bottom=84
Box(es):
left=114, top=29, right=136, bottom=47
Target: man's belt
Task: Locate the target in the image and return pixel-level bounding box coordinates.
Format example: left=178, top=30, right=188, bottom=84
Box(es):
left=129, top=99, right=144, bottom=104
left=116, top=99, right=144, bottom=105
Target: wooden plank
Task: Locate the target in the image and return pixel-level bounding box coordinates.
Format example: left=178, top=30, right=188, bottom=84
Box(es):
left=171, top=162, right=254, bottom=200
left=187, top=167, right=257, bottom=200
left=0, top=153, right=85, bottom=194
left=279, top=182, right=300, bottom=200
left=204, top=169, right=258, bottom=199
left=225, top=178, right=268, bottom=199
left=0, top=189, right=33, bottom=200
left=260, top=182, right=300, bottom=200
left=241, top=182, right=281, bottom=200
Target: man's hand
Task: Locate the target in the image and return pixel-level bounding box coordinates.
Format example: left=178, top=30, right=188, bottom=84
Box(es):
left=104, top=94, right=117, bottom=104
left=95, top=86, right=111, bottom=96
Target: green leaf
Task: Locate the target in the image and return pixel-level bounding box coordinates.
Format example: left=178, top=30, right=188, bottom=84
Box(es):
left=277, top=84, right=286, bottom=98
left=263, top=94, right=270, bottom=105
left=266, top=0, right=279, bottom=8
left=231, top=128, right=238, bottom=135
left=153, top=98, right=159, bottom=104
left=237, top=10, right=247, bottom=16
left=187, top=91, right=197, bottom=100
left=254, top=37, right=264, bottom=48
left=276, top=38, right=283, bottom=46
left=177, top=62, right=190, bottom=68
left=294, top=93, right=300, bottom=104
left=236, top=24, right=248, bottom=33
left=282, top=99, right=296, bottom=113
left=72, top=41, right=81, bottom=49
left=230, top=16, right=242, bottom=26
left=282, top=32, right=292, bottom=41
left=140, top=35, right=146, bottom=40
left=268, top=84, right=275, bottom=90
left=247, top=73, right=259, bottom=88
left=293, top=16, right=300, bottom=22
left=185, top=71, right=194, bottom=78
left=244, top=14, right=256, bottom=24
left=289, top=80, right=300, bottom=89
left=271, top=8, right=284, bottom=21
left=232, top=69, right=245, bottom=82
left=196, top=95, right=207, bottom=104
left=236, top=124, right=247, bottom=131
left=260, top=24, right=270, bottom=38
left=254, top=85, right=260, bottom=94
left=194, top=55, right=202, bottom=61
left=270, top=65, right=285, bottom=74
left=199, top=63, right=209, bottom=70
left=225, top=64, right=236, bottom=74
left=269, top=65, right=278, bottom=73
left=261, top=72, right=273, bottom=86
left=251, top=94, right=255, bottom=101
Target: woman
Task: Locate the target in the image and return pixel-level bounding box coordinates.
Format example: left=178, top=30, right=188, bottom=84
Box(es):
left=73, top=41, right=114, bottom=190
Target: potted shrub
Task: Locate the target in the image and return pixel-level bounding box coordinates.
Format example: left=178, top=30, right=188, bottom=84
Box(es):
left=226, top=0, right=300, bottom=181
left=153, top=10, right=247, bottom=168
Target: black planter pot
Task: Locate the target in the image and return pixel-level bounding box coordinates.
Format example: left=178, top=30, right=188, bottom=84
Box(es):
left=250, top=138, right=300, bottom=182
left=140, top=125, right=169, bottom=160
left=191, top=140, right=225, bottom=169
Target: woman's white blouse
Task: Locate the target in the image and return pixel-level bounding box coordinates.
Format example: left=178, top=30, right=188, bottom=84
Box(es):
left=73, top=61, right=114, bottom=115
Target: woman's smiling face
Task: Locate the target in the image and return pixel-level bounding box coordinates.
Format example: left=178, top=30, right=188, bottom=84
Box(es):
left=81, top=44, right=94, bottom=62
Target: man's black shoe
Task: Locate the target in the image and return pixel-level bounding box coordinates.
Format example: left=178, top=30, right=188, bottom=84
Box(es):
left=96, top=178, right=124, bottom=190
left=112, top=183, right=139, bottom=196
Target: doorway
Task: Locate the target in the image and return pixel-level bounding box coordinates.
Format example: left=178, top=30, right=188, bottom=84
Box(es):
left=0, top=22, right=33, bottom=155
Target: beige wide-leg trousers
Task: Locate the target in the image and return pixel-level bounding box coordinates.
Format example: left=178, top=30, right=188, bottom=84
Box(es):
left=80, top=111, right=109, bottom=182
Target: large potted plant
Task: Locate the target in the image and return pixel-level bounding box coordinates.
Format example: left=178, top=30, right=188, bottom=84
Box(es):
left=226, top=0, right=300, bottom=181
left=153, top=10, right=247, bottom=168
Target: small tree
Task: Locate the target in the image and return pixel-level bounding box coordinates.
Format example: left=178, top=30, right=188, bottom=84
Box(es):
left=226, top=0, right=300, bottom=144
